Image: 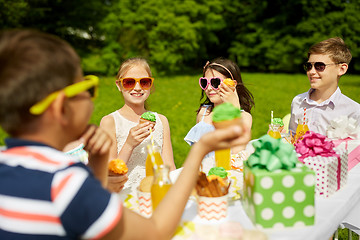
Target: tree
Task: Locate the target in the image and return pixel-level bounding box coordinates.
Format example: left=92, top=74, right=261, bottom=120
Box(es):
left=99, top=0, right=227, bottom=74
left=0, top=0, right=113, bottom=52
left=227, top=0, right=360, bottom=73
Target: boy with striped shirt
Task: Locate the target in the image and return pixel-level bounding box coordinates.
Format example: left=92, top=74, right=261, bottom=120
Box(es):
left=0, top=30, right=247, bottom=239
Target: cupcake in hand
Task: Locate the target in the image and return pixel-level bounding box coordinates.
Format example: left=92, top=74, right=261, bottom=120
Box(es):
left=223, top=78, right=237, bottom=91
left=139, top=112, right=156, bottom=130
left=212, top=102, right=242, bottom=129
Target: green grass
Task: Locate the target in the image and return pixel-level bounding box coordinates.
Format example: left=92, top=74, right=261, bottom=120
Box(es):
left=336, top=228, right=359, bottom=240
left=1, top=73, right=360, bottom=168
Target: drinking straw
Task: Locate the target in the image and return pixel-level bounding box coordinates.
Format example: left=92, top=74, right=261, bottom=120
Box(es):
left=146, top=144, right=156, bottom=169
left=149, top=128, right=154, bottom=148
left=303, top=107, right=307, bottom=125
left=271, top=111, right=274, bottom=125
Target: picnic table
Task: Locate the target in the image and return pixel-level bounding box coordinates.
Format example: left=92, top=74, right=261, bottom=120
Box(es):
left=120, top=164, right=360, bottom=240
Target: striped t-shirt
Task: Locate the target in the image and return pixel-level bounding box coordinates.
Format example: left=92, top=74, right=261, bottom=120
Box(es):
left=0, top=139, right=122, bottom=239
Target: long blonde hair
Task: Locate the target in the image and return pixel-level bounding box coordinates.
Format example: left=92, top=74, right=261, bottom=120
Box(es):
left=116, top=57, right=152, bottom=79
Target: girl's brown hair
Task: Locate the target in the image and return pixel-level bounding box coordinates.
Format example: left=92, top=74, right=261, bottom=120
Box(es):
left=197, top=57, right=254, bottom=114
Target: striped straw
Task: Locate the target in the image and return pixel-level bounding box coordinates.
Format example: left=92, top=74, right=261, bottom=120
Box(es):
left=146, top=144, right=156, bottom=169
left=149, top=128, right=154, bottom=148
left=271, top=111, right=274, bottom=125
left=303, top=108, right=306, bottom=125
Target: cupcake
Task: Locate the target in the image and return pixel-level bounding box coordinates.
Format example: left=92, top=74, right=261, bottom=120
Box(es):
left=212, top=102, right=242, bottom=129
left=223, top=78, right=236, bottom=90
left=140, top=112, right=156, bottom=125
left=108, top=159, right=128, bottom=175
left=208, top=167, right=228, bottom=181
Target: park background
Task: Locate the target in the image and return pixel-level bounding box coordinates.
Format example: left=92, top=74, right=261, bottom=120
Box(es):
left=1, top=1, right=360, bottom=238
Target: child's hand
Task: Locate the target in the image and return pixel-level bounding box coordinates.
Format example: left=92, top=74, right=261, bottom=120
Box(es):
left=107, top=172, right=128, bottom=193
left=125, top=122, right=154, bottom=148
left=218, top=83, right=240, bottom=109
left=80, top=124, right=113, bottom=187
left=198, top=125, right=248, bottom=153
left=81, top=124, right=112, bottom=156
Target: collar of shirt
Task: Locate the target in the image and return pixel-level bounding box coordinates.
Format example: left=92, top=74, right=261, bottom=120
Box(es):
left=303, top=87, right=341, bottom=108
left=5, top=138, right=50, bottom=149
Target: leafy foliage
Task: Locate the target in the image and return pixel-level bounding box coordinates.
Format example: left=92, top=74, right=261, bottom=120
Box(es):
left=1, top=0, right=360, bottom=74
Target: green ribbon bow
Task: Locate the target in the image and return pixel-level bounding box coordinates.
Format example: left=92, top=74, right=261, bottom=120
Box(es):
left=247, top=134, right=298, bottom=171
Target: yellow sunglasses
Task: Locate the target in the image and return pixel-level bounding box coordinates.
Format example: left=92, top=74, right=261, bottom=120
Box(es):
left=29, top=75, right=99, bottom=115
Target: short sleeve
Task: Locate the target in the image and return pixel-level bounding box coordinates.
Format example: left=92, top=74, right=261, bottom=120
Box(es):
left=52, top=164, right=122, bottom=238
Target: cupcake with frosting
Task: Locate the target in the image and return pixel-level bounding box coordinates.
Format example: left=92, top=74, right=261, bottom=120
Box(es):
left=140, top=112, right=156, bottom=124
left=223, top=78, right=236, bottom=91
left=108, top=159, right=128, bottom=175
left=212, top=102, right=242, bottom=129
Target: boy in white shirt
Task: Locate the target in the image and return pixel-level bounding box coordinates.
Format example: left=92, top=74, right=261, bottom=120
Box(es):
left=289, top=37, right=360, bottom=136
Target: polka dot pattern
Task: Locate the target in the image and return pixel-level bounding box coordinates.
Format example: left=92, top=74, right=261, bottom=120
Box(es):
left=301, top=150, right=348, bottom=198
left=272, top=191, right=285, bottom=204
left=304, top=205, right=315, bottom=217
left=282, top=175, right=295, bottom=188
left=253, top=192, right=263, bottom=205
left=282, top=206, right=295, bottom=219
left=261, top=208, right=274, bottom=220
left=293, top=190, right=305, bottom=202
left=243, top=162, right=315, bottom=229
left=260, top=177, right=273, bottom=189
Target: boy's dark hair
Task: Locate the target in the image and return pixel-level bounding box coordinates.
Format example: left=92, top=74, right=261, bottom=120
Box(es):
left=0, top=29, right=81, bottom=136
left=198, top=57, right=255, bottom=114
left=308, top=37, right=352, bottom=64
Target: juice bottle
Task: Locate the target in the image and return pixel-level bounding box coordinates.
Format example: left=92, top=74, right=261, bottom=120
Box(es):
left=268, top=124, right=282, bottom=139
left=151, top=165, right=172, bottom=210
left=295, top=123, right=309, bottom=142
left=215, top=148, right=231, bottom=170
left=145, top=146, right=164, bottom=176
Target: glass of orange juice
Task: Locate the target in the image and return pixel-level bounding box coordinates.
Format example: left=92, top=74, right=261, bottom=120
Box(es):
left=145, top=146, right=164, bottom=177
left=268, top=124, right=282, bottom=139
left=215, top=148, right=231, bottom=170
left=151, top=165, right=172, bottom=210
left=295, top=122, right=309, bottom=142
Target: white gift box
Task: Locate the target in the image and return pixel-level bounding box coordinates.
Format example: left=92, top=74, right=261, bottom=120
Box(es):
left=301, top=149, right=348, bottom=198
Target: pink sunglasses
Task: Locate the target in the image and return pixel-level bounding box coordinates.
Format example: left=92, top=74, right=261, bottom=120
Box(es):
left=199, top=77, right=223, bottom=90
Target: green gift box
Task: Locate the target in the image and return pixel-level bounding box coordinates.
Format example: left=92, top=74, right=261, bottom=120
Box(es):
left=242, top=135, right=316, bottom=229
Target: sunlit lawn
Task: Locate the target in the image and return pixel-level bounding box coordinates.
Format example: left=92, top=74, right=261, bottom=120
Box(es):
left=1, top=72, right=360, bottom=168
left=89, top=72, right=360, bottom=168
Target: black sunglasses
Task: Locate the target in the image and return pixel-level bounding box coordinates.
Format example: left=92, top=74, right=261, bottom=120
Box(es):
left=303, top=62, right=338, bottom=72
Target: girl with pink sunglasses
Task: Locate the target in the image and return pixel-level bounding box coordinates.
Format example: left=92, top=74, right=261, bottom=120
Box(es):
left=185, top=57, right=254, bottom=172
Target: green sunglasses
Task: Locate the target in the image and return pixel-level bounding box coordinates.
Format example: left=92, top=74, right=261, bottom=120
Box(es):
left=29, top=75, right=99, bottom=115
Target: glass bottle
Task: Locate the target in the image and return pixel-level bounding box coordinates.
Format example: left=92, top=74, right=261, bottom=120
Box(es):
left=145, top=146, right=164, bottom=176
left=151, top=165, right=172, bottom=210
left=215, top=148, right=231, bottom=170
left=268, top=124, right=282, bottom=139
left=295, top=119, right=309, bottom=143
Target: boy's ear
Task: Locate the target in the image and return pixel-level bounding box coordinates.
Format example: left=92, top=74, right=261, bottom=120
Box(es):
left=50, top=92, right=70, bottom=126
left=338, top=63, right=348, bottom=77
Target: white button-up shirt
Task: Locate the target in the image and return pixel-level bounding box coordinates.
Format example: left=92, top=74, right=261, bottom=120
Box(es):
left=289, top=87, right=360, bottom=136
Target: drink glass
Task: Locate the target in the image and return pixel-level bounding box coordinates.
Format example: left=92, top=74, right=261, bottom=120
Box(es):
left=145, top=146, right=164, bottom=176
left=151, top=165, right=172, bottom=210
left=215, top=148, right=231, bottom=170
left=268, top=124, right=282, bottom=139
left=294, top=123, right=309, bottom=143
